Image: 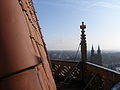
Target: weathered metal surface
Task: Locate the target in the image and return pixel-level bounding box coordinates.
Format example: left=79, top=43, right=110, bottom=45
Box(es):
left=0, top=0, right=39, bottom=77
left=37, top=64, right=56, bottom=90
left=0, top=69, right=43, bottom=90
left=51, top=60, right=120, bottom=90
left=18, top=1, right=55, bottom=86
left=0, top=0, right=56, bottom=90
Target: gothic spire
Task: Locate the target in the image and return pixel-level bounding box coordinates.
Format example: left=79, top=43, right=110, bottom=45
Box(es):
left=98, top=45, right=100, bottom=50
left=92, top=45, right=94, bottom=50
left=91, top=45, right=94, bottom=55
left=97, top=45, right=101, bottom=54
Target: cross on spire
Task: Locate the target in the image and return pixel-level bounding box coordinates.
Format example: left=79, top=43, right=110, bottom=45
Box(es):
left=80, top=22, right=86, bottom=30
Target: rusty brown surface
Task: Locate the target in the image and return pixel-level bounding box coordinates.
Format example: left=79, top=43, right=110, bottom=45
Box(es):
left=37, top=64, right=56, bottom=90
left=0, top=69, right=43, bottom=90
left=0, top=0, right=39, bottom=77
left=0, top=0, right=56, bottom=90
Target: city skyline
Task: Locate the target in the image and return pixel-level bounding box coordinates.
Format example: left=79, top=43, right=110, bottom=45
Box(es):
left=34, top=0, right=120, bottom=51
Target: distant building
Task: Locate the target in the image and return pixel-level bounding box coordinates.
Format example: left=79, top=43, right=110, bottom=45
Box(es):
left=90, top=45, right=102, bottom=66
left=116, top=67, right=120, bottom=72
left=107, top=63, right=120, bottom=71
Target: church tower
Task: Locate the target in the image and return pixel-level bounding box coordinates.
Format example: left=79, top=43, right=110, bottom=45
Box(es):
left=90, top=45, right=102, bottom=66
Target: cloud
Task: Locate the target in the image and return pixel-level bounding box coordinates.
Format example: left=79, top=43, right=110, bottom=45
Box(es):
left=35, top=0, right=120, bottom=9
left=34, top=0, right=120, bottom=11
left=37, top=0, right=92, bottom=11
left=92, top=2, right=120, bottom=9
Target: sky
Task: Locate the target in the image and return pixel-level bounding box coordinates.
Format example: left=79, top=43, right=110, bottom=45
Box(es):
left=34, top=0, right=120, bottom=51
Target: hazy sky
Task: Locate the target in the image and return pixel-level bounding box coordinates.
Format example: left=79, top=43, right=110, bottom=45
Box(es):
left=34, top=0, right=120, bottom=51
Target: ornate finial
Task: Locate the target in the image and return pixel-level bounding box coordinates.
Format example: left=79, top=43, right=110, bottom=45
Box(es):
left=80, top=22, right=86, bottom=30
left=80, top=22, right=87, bottom=62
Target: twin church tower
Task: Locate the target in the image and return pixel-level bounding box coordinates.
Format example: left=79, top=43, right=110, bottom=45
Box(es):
left=90, top=45, right=102, bottom=66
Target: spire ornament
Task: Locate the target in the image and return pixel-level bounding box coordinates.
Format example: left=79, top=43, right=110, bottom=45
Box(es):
left=80, top=22, right=87, bottom=62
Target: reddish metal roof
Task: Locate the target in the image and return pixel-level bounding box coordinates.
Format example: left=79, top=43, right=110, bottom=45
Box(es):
left=0, top=0, right=56, bottom=90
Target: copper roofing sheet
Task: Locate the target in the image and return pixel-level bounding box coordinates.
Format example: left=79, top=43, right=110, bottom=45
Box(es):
left=0, top=69, right=42, bottom=90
